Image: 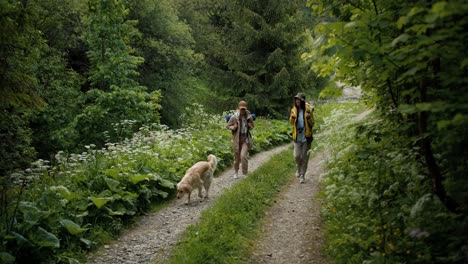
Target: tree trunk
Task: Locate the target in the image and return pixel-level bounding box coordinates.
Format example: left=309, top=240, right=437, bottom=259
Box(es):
left=418, top=73, right=459, bottom=213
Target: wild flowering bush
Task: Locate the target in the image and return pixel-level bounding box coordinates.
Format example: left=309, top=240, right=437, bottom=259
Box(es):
left=0, top=104, right=291, bottom=263
left=317, top=103, right=467, bottom=263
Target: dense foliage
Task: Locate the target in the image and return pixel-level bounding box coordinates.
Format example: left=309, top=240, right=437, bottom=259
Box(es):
left=0, top=3, right=312, bottom=261
left=319, top=104, right=467, bottom=263
left=0, top=105, right=291, bottom=263
left=177, top=0, right=317, bottom=116
left=0, top=0, right=312, bottom=176
left=1, top=0, right=466, bottom=263
left=306, top=0, right=468, bottom=262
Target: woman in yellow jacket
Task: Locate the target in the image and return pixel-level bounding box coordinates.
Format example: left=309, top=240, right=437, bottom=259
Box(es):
left=289, top=93, right=314, bottom=183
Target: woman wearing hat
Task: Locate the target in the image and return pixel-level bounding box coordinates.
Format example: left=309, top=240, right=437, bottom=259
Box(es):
left=289, top=93, right=315, bottom=183
left=226, top=100, right=255, bottom=179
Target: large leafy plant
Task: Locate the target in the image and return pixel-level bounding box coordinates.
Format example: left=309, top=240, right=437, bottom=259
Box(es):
left=0, top=104, right=291, bottom=263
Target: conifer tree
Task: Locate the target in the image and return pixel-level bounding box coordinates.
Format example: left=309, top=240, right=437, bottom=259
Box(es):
left=213, top=0, right=311, bottom=116
left=128, top=0, right=202, bottom=127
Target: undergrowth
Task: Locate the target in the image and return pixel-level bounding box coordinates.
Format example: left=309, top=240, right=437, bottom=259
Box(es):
left=0, top=104, right=291, bottom=264
left=317, top=103, right=468, bottom=263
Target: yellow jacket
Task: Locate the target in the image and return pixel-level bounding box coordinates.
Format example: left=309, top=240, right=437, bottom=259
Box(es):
left=289, top=103, right=314, bottom=141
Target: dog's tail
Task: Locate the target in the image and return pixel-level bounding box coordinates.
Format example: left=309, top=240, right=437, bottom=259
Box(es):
left=208, top=154, right=217, bottom=171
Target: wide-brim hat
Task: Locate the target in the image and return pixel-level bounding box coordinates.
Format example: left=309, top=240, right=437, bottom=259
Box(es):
left=238, top=100, right=248, bottom=110
left=294, top=93, right=306, bottom=101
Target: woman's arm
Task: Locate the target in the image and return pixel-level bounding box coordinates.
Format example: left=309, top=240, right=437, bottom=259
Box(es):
left=226, top=115, right=238, bottom=131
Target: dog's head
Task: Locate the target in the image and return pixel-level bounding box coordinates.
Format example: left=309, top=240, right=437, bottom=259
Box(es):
left=176, top=183, right=192, bottom=199
left=207, top=154, right=217, bottom=171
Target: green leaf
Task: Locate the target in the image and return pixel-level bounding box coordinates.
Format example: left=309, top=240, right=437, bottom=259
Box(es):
left=344, top=21, right=357, bottom=29
left=50, top=185, right=75, bottom=200
left=103, top=168, right=121, bottom=178
left=461, top=58, right=468, bottom=69
left=154, top=189, right=169, bottom=198
left=105, top=177, right=121, bottom=192
left=431, top=1, right=448, bottom=16
left=59, top=219, right=88, bottom=235
left=31, top=227, right=60, bottom=248
left=391, top=34, right=409, bottom=47
left=437, top=114, right=467, bottom=129
left=398, top=104, right=418, bottom=114
left=0, top=252, right=15, bottom=264
left=415, top=103, right=433, bottom=112
left=89, top=197, right=112, bottom=209
left=19, top=202, right=45, bottom=225
left=11, top=232, right=29, bottom=246
left=425, top=12, right=439, bottom=23
left=158, top=178, right=175, bottom=189
left=104, top=204, right=127, bottom=216
left=396, top=16, right=408, bottom=29
left=129, top=174, right=150, bottom=184
left=408, top=7, right=425, bottom=17
left=410, top=194, right=433, bottom=217
left=61, top=257, right=82, bottom=264
left=80, top=238, right=93, bottom=247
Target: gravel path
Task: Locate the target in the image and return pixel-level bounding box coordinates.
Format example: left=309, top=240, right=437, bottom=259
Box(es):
left=87, top=144, right=293, bottom=264
left=245, top=107, right=370, bottom=264
left=247, top=149, right=330, bottom=264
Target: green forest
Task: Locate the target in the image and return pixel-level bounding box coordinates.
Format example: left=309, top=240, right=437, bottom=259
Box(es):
left=0, top=0, right=467, bottom=263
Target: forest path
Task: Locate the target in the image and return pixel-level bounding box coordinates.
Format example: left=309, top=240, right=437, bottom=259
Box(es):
left=87, top=144, right=293, bottom=264
left=247, top=108, right=371, bottom=263
left=247, top=149, right=330, bottom=264
left=88, top=108, right=369, bottom=264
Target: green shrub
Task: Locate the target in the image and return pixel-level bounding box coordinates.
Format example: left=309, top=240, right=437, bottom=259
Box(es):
left=0, top=104, right=291, bottom=263
left=317, top=103, right=468, bottom=263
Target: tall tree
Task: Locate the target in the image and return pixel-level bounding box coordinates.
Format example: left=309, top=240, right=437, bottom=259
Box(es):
left=209, top=0, right=312, bottom=116
left=128, top=0, right=202, bottom=127
left=86, top=0, right=143, bottom=90
left=174, top=0, right=232, bottom=113
left=24, top=0, right=87, bottom=157
left=0, top=0, right=46, bottom=177
left=75, top=0, right=161, bottom=146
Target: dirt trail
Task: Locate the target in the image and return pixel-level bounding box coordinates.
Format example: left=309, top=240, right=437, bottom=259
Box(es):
left=247, top=149, right=330, bottom=264
left=87, top=144, right=293, bottom=264
left=86, top=98, right=368, bottom=264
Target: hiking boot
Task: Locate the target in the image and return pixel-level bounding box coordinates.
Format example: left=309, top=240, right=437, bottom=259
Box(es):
left=299, top=175, right=305, bottom=184
left=233, top=172, right=239, bottom=179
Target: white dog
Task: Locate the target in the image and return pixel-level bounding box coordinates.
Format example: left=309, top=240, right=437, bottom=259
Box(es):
left=176, top=154, right=217, bottom=204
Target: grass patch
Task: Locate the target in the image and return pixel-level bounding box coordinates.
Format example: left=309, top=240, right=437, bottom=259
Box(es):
left=166, top=147, right=295, bottom=264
